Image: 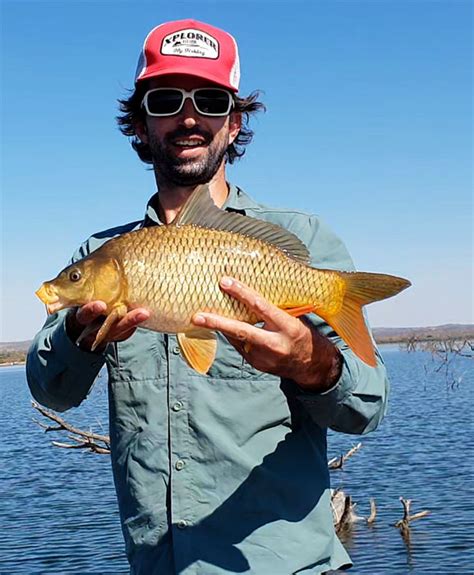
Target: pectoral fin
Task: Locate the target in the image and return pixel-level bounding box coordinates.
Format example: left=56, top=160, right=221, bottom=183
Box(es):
left=90, top=304, right=128, bottom=351
left=76, top=316, right=106, bottom=347
left=177, top=329, right=217, bottom=374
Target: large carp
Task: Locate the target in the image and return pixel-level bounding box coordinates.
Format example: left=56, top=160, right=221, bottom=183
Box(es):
left=36, top=186, right=410, bottom=373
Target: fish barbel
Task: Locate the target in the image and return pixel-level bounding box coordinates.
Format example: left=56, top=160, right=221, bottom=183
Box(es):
left=36, top=186, right=410, bottom=373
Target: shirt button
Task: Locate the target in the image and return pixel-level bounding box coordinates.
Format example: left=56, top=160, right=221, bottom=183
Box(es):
left=172, top=346, right=180, bottom=355
left=172, top=401, right=183, bottom=412
left=177, top=519, right=188, bottom=529
left=175, top=459, right=185, bottom=471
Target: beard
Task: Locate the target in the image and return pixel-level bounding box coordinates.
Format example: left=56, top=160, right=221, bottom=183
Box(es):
left=148, top=126, right=229, bottom=187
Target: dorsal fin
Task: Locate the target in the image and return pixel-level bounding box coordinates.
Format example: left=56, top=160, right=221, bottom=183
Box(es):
left=173, top=185, right=310, bottom=264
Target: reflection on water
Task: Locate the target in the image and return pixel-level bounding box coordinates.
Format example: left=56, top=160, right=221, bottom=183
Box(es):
left=0, top=366, right=127, bottom=575
left=0, top=349, right=472, bottom=574
left=329, top=347, right=473, bottom=574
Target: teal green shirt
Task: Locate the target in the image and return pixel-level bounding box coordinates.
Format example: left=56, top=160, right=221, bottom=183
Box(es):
left=27, top=184, right=389, bottom=574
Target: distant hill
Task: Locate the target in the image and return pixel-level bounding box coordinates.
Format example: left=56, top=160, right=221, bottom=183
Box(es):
left=372, top=324, right=474, bottom=343
left=1, top=324, right=473, bottom=364
left=0, top=341, right=32, bottom=352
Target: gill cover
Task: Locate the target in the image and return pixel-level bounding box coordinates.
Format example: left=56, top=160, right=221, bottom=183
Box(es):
left=35, top=256, right=124, bottom=314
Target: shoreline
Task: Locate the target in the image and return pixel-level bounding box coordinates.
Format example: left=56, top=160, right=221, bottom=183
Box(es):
left=0, top=361, right=26, bottom=368
left=1, top=336, right=471, bottom=368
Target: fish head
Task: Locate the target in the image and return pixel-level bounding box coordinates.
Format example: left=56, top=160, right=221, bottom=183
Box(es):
left=36, top=256, right=124, bottom=314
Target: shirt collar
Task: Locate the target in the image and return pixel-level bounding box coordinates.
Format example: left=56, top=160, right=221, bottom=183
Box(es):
left=142, top=182, right=259, bottom=227
left=223, top=183, right=260, bottom=212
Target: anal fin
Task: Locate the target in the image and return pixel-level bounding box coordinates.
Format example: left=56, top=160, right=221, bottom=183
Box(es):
left=177, top=329, right=217, bottom=374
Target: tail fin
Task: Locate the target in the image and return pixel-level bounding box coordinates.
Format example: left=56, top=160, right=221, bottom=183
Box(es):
left=319, top=271, right=411, bottom=367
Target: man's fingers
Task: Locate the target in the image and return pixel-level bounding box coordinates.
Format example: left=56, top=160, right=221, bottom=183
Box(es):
left=192, top=312, right=272, bottom=348
left=219, top=277, right=299, bottom=330
left=225, top=335, right=253, bottom=356
left=112, top=308, right=150, bottom=339
left=74, top=304, right=149, bottom=344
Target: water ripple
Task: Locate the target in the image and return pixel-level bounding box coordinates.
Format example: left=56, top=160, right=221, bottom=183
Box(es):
left=1, top=350, right=473, bottom=574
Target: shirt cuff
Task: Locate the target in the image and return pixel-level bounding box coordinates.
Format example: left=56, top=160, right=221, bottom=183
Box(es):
left=295, top=352, right=360, bottom=428
left=49, top=316, right=106, bottom=406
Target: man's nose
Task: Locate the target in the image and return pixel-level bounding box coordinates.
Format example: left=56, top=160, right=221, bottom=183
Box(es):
left=178, top=97, right=199, bottom=128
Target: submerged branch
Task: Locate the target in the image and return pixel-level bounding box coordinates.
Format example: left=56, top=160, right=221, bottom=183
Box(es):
left=32, top=401, right=110, bottom=454
left=328, top=442, right=362, bottom=470
left=31, top=404, right=431, bottom=550
left=367, top=498, right=377, bottom=525
left=331, top=489, right=373, bottom=532
left=394, top=497, right=430, bottom=541
left=403, top=338, right=472, bottom=388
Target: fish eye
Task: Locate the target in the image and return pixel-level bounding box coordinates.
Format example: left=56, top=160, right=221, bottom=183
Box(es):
left=69, top=270, right=82, bottom=282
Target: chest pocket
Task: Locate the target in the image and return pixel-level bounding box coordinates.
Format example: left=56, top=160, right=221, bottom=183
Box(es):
left=207, top=333, right=278, bottom=382
left=105, top=328, right=165, bottom=381
left=105, top=328, right=277, bottom=383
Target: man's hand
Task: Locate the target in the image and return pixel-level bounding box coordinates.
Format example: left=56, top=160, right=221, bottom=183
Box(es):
left=66, top=301, right=150, bottom=352
left=192, top=277, right=343, bottom=392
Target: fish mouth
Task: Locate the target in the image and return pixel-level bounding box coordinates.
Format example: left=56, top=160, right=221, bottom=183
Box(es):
left=35, top=284, right=66, bottom=315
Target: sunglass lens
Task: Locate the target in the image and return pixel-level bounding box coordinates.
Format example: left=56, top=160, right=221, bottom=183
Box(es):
left=147, top=90, right=183, bottom=115
left=194, top=89, right=231, bottom=115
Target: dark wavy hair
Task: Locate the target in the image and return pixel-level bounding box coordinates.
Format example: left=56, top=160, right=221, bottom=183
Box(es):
left=117, top=84, right=265, bottom=165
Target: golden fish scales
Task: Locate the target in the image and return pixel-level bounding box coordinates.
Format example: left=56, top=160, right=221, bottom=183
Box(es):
left=111, top=224, right=346, bottom=334
left=35, top=185, right=410, bottom=373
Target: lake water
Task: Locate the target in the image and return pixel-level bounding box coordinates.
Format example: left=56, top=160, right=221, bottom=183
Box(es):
left=1, top=348, right=472, bottom=574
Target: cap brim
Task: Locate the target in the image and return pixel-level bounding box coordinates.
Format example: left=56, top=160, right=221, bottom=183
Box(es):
left=136, top=65, right=238, bottom=92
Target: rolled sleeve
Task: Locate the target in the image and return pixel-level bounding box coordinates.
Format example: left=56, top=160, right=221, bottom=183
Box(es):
left=287, top=214, right=389, bottom=435
left=26, top=310, right=105, bottom=412
left=296, top=346, right=389, bottom=435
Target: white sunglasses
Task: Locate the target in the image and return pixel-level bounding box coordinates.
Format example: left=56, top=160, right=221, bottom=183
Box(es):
left=142, top=87, right=234, bottom=117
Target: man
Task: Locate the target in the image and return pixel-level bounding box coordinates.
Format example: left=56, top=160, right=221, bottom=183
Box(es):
left=27, top=19, right=389, bottom=575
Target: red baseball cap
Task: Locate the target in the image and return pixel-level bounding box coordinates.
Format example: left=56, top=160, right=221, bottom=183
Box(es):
left=134, top=19, right=240, bottom=92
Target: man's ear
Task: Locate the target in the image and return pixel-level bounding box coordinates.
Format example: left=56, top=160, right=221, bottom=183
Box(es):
left=135, top=120, right=149, bottom=144
left=228, top=112, right=242, bottom=145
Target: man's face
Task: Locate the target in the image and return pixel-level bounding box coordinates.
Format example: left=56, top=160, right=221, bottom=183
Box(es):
left=138, top=75, right=241, bottom=187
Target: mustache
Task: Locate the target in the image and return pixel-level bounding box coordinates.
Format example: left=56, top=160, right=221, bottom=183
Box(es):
left=166, top=127, right=213, bottom=145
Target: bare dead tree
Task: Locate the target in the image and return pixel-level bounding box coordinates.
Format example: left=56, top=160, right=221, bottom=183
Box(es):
left=328, top=442, right=362, bottom=470
left=331, top=490, right=361, bottom=534
left=367, top=498, right=377, bottom=525
left=328, top=443, right=379, bottom=531
left=404, top=337, right=472, bottom=389
left=35, top=404, right=437, bottom=545
left=394, top=497, right=430, bottom=544
left=32, top=401, right=110, bottom=454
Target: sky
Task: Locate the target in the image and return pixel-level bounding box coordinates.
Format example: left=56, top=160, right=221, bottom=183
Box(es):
left=1, top=0, right=472, bottom=342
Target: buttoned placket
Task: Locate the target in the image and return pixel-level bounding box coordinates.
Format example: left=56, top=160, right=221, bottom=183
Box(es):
left=141, top=184, right=255, bottom=571
left=166, top=334, right=194, bottom=565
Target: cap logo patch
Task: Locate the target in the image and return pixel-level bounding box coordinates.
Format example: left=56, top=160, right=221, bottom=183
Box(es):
left=161, top=28, right=219, bottom=59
